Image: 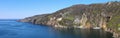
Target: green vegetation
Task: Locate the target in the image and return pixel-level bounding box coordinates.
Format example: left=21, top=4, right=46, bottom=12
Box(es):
left=65, top=16, right=74, bottom=21
left=20, top=2, right=120, bottom=33
left=107, top=15, right=120, bottom=31
left=58, top=15, right=75, bottom=26
left=59, top=18, right=73, bottom=26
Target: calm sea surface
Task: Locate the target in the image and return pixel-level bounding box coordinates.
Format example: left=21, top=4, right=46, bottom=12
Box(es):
left=0, top=19, right=113, bottom=38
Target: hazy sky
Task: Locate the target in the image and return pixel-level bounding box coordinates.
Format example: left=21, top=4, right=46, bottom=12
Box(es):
left=0, top=0, right=119, bottom=19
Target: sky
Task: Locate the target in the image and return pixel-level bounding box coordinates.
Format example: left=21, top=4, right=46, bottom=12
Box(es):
left=0, top=0, right=119, bottom=19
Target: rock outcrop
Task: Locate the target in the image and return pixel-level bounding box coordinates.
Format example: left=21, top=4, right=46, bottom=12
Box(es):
left=19, top=1, right=120, bottom=38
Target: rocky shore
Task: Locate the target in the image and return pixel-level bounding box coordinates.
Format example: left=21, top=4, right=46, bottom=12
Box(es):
left=105, top=28, right=120, bottom=38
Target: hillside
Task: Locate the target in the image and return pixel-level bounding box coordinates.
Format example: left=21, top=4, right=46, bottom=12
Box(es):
left=19, top=1, right=120, bottom=38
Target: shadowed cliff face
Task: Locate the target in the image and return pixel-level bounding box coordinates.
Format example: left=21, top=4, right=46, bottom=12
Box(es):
left=20, top=1, right=120, bottom=36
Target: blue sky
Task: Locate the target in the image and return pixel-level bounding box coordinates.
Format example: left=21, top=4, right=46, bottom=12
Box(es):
left=0, top=0, right=119, bottom=19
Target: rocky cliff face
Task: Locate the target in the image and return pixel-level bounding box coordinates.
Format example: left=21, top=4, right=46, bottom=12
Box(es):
left=19, top=1, right=120, bottom=37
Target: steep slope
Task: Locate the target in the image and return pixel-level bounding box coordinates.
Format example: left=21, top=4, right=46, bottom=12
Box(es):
left=19, top=1, right=120, bottom=38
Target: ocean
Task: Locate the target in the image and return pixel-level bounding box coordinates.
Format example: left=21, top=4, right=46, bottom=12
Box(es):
left=0, top=19, right=113, bottom=38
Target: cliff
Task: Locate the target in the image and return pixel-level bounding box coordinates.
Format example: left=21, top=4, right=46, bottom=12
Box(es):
left=19, top=1, right=120, bottom=38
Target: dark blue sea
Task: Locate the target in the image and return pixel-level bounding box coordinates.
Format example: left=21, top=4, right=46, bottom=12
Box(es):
left=0, top=19, right=113, bottom=38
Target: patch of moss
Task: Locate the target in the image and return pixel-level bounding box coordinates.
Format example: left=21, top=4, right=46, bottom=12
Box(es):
left=118, top=24, right=120, bottom=27
left=66, top=16, right=74, bottom=21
